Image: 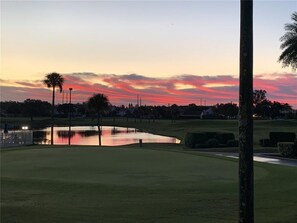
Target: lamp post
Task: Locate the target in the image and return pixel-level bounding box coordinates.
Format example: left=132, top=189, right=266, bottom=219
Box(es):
left=68, top=88, right=73, bottom=145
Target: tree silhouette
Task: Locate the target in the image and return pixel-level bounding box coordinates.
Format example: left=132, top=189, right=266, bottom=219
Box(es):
left=239, top=0, right=254, bottom=222
left=214, top=103, right=238, bottom=118
left=43, top=72, right=64, bottom=145
left=23, top=99, right=51, bottom=122
left=87, top=93, right=110, bottom=146
left=253, top=89, right=267, bottom=106
left=279, top=12, right=297, bottom=70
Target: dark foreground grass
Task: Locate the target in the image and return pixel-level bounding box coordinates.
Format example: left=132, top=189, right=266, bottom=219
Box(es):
left=1, top=144, right=297, bottom=223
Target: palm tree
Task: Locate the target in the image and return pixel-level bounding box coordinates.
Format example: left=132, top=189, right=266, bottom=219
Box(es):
left=279, top=12, right=297, bottom=70
left=43, top=72, right=64, bottom=145
left=239, top=0, right=254, bottom=222
left=87, top=93, right=110, bottom=146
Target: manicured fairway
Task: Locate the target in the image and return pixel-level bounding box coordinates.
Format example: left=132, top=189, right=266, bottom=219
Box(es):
left=1, top=144, right=297, bottom=223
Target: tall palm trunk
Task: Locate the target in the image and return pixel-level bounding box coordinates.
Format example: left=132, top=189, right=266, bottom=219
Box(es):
left=43, top=73, right=64, bottom=145
left=97, top=113, right=102, bottom=146
left=51, top=86, right=55, bottom=145
left=239, top=0, right=253, bottom=222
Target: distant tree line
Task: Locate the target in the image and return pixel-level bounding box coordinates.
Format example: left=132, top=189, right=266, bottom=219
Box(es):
left=0, top=89, right=295, bottom=120
left=252, top=90, right=294, bottom=119
left=0, top=99, right=51, bottom=120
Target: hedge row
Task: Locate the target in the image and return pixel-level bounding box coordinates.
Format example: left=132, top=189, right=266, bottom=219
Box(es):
left=270, top=132, right=296, bottom=146
left=278, top=142, right=297, bottom=158
left=184, top=132, right=238, bottom=148
left=260, top=132, right=296, bottom=147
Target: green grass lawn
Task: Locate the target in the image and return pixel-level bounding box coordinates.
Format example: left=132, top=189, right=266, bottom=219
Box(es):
left=1, top=144, right=297, bottom=223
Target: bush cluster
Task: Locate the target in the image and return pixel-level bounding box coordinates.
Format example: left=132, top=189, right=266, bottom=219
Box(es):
left=278, top=142, right=297, bottom=158
left=269, top=132, right=296, bottom=146
left=259, top=132, right=296, bottom=147
left=184, top=132, right=238, bottom=148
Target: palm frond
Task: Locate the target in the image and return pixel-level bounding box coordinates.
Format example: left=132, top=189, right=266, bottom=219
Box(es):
left=291, top=12, right=297, bottom=22
left=280, top=35, right=297, bottom=49
left=43, top=72, right=64, bottom=89
left=87, top=93, right=110, bottom=113
left=279, top=12, right=297, bottom=71
left=284, top=23, right=297, bottom=32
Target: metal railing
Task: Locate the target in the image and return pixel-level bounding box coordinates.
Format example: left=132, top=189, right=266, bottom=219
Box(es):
left=0, top=131, right=33, bottom=148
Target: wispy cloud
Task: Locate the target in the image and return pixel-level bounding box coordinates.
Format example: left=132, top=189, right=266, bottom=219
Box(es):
left=1, top=73, right=296, bottom=108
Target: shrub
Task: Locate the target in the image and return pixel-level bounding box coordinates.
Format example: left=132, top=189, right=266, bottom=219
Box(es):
left=227, top=139, right=239, bottom=147
left=204, top=132, right=218, bottom=140
left=269, top=132, right=296, bottom=146
left=184, top=132, right=208, bottom=148
left=259, top=138, right=272, bottom=147
left=184, top=132, right=194, bottom=148
left=195, top=143, right=207, bottom=148
left=206, top=138, right=219, bottom=148
left=217, top=133, right=235, bottom=144
left=278, top=142, right=297, bottom=158
left=184, top=132, right=237, bottom=148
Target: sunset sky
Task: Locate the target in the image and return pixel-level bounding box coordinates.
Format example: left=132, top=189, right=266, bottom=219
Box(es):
left=1, top=0, right=297, bottom=107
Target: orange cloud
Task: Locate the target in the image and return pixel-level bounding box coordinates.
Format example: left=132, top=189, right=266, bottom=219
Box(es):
left=1, top=73, right=296, bottom=108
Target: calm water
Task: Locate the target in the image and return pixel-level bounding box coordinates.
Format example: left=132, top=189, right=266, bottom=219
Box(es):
left=34, top=126, right=180, bottom=146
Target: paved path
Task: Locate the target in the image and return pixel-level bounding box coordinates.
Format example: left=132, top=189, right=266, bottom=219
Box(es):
left=204, top=152, right=297, bottom=167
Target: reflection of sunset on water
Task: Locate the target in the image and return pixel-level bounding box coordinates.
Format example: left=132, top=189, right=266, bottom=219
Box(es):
left=36, top=126, right=180, bottom=146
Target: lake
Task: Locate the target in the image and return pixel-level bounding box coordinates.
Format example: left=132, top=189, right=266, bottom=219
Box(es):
left=33, top=126, right=180, bottom=146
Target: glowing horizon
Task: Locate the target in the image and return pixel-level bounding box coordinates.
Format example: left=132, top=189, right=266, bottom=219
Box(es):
left=1, top=72, right=296, bottom=108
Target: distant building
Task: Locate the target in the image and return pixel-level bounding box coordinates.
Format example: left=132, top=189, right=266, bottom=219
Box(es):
left=200, top=107, right=214, bottom=119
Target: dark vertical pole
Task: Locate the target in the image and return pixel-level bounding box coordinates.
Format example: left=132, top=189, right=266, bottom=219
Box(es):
left=62, top=91, right=64, bottom=104
left=51, top=86, right=55, bottom=145
left=239, top=0, right=254, bottom=223
left=140, top=96, right=142, bottom=122
left=97, top=113, right=101, bottom=146
left=68, top=88, right=73, bottom=145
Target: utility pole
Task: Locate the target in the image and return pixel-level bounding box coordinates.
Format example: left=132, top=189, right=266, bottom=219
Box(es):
left=137, top=95, right=139, bottom=107
left=239, top=0, right=254, bottom=222
left=68, top=88, right=73, bottom=145
left=65, top=92, right=68, bottom=104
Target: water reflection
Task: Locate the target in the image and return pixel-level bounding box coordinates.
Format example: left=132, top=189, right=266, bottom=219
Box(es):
left=34, top=126, right=180, bottom=146
left=33, top=131, right=48, bottom=144
left=57, top=131, right=75, bottom=138
left=77, top=130, right=97, bottom=137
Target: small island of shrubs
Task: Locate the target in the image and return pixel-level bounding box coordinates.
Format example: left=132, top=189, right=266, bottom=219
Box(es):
left=185, top=131, right=297, bottom=159
left=184, top=132, right=238, bottom=148
left=260, top=132, right=297, bottom=158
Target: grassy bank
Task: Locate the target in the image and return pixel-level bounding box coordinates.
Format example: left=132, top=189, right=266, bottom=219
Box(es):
left=1, top=117, right=297, bottom=151
left=1, top=144, right=297, bottom=223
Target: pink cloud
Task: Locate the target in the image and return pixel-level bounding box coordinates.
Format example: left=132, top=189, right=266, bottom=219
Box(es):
left=1, top=72, right=296, bottom=108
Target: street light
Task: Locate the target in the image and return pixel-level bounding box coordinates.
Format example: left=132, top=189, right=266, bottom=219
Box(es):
left=68, top=88, right=73, bottom=145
